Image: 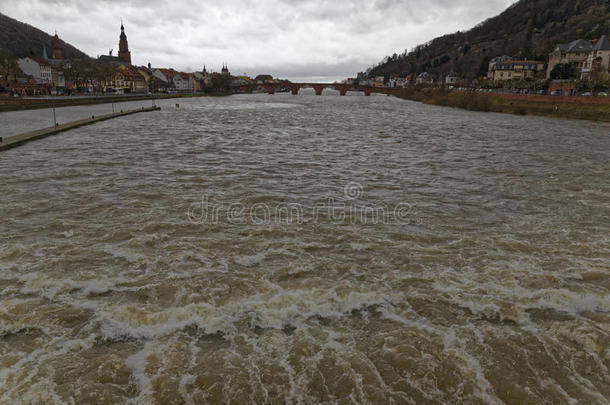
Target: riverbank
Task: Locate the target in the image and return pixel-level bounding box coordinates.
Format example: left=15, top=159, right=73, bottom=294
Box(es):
left=393, top=88, right=610, bottom=122
left=0, top=92, right=230, bottom=112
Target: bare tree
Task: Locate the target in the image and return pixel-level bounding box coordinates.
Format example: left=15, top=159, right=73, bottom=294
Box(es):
left=0, top=49, right=20, bottom=87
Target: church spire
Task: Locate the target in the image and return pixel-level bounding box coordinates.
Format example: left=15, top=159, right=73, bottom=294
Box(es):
left=118, top=19, right=131, bottom=64
left=52, top=31, right=63, bottom=59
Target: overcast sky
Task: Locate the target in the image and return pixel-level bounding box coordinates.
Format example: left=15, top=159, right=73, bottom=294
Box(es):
left=1, top=0, right=515, bottom=80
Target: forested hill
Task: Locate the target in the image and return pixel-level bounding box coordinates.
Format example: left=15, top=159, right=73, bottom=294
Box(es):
left=366, top=0, right=610, bottom=80
left=0, top=12, right=89, bottom=59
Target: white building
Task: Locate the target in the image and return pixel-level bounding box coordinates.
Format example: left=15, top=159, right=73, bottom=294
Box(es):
left=445, top=71, right=460, bottom=84
left=581, top=35, right=610, bottom=79
left=17, top=57, right=52, bottom=84
left=173, top=73, right=192, bottom=92
left=389, top=77, right=407, bottom=88
left=487, top=56, right=511, bottom=78
left=152, top=69, right=170, bottom=85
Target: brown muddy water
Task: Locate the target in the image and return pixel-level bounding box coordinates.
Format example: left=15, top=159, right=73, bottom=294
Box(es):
left=1, top=92, right=609, bottom=404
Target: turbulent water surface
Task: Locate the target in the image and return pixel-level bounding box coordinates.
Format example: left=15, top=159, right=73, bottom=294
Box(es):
left=1, top=92, right=609, bottom=404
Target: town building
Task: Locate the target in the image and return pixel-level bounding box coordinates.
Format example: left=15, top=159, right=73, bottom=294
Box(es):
left=151, top=68, right=192, bottom=92
left=138, top=65, right=167, bottom=93
left=415, top=72, right=433, bottom=85
left=547, top=39, right=593, bottom=78
left=50, top=68, right=66, bottom=91
left=98, top=21, right=132, bottom=66
left=231, top=76, right=251, bottom=87
left=192, top=72, right=208, bottom=91
left=388, top=74, right=407, bottom=88
left=489, top=60, right=544, bottom=81
left=17, top=57, right=53, bottom=84
left=99, top=65, right=145, bottom=93
left=118, top=65, right=147, bottom=93
left=487, top=56, right=512, bottom=78
left=254, top=74, right=274, bottom=83
left=53, top=32, right=64, bottom=60
left=173, top=72, right=193, bottom=92
left=581, top=35, right=610, bottom=79
left=152, top=68, right=171, bottom=90
left=445, top=71, right=460, bottom=84
left=373, top=76, right=385, bottom=88
left=118, top=21, right=131, bottom=64
left=43, top=32, right=69, bottom=70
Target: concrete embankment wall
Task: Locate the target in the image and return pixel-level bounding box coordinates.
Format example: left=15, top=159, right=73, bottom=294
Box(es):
left=0, top=106, right=161, bottom=151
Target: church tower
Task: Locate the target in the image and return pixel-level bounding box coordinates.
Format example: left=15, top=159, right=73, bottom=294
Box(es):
left=118, top=21, right=132, bottom=64
left=53, top=31, right=64, bottom=59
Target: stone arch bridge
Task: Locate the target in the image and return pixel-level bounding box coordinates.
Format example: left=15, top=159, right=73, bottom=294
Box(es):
left=234, top=82, right=395, bottom=96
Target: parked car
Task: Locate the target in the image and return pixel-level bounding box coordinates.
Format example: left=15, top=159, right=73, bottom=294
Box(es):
left=538, top=90, right=547, bottom=95
left=597, top=92, right=608, bottom=97
left=550, top=90, right=562, bottom=96
left=582, top=92, right=592, bottom=96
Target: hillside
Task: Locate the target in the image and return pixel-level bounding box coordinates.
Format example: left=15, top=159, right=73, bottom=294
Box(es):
left=0, top=12, right=89, bottom=59
left=366, top=0, right=610, bottom=80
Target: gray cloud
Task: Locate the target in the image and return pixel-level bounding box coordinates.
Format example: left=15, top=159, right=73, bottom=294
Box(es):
left=0, top=0, right=515, bottom=79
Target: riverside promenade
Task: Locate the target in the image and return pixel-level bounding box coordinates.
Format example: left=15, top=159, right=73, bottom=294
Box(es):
left=0, top=106, right=161, bottom=151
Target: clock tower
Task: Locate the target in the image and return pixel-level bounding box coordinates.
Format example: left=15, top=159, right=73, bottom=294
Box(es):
left=118, top=21, right=131, bottom=64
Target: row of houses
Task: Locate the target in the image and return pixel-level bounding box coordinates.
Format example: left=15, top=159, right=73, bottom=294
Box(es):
left=12, top=56, right=232, bottom=94
left=485, top=35, right=610, bottom=82
left=352, top=71, right=461, bottom=88
left=355, top=34, right=609, bottom=89
left=11, top=55, right=284, bottom=95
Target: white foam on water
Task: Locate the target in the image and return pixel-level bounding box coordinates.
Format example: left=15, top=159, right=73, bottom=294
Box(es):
left=0, top=335, right=95, bottom=403
left=529, top=288, right=609, bottom=314
left=349, top=243, right=371, bottom=251
left=125, top=341, right=157, bottom=405
left=234, top=252, right=266, bottom=267
left=13, top=379, right=67, bottom=405
left=89, top=288, right=395, bottom=342
left=16, top=273, right=132, bottom=299
left=377, top=305, right=504, bottom=404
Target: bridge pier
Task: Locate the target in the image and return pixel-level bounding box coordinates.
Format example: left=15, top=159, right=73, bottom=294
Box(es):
left=336, top=85, right=349, bottom=96
left=264, top=84, right=276, bottom=95
left=312, top=85, right=324, bottom=96
left=289, top=84, right=300, bottom=95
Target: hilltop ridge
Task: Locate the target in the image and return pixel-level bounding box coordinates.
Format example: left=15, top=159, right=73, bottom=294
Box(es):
left=366, top=0, right=610, bottom=79
left=0, top=12, right=88, bottom=59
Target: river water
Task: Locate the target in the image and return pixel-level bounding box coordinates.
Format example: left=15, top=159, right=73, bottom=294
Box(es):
left=1, top=93, right=609, bottom=404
